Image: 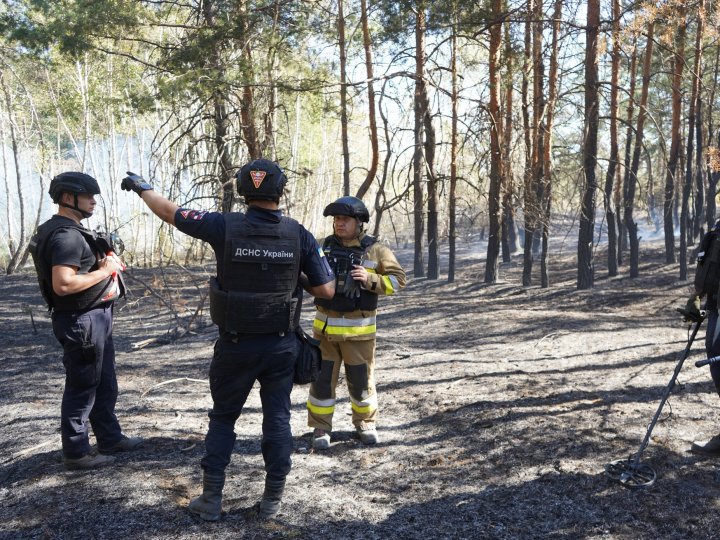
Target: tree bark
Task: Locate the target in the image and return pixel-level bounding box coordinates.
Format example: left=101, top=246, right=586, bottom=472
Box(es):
left=530, top=0, right=545, bottom=282
left=540, top=0, right=561, bottom=289
left=448, top=13, right=458, bottom=283
left=484, top=0, right=503, bottom=284
left=521, top=0, right=534, bottom=286
left=413, top=4, right=426, bottom=278
left=706, top=46, right=720, bottom=230
left=355, top=0, right=379, bottom=200
left=203, top=0, right=242, bottom=214
left=618, top=37, right=638, bottom=266
left=1, top=70, right=29, bottom=275
left=624, top=23, right=655, bottom=278
left=663, top=20, right=685, bottom=264
left=680, top=6, right=704, bottom=280
left=338, top=0, right=350, bottom=196
left=425, top=95, right=439, bottom=279
left=501, top=6, right=518, bottom=263
left=603, top=0, right=620, bottom=277
left=577, top=0, right=600, bottom=289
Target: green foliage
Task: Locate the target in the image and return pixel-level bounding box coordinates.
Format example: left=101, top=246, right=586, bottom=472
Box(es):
left=1, top=0, right=143, bottom=56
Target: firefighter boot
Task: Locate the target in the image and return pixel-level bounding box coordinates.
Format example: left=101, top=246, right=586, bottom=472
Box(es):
left=313, top=428, right=331, bottom=450
left=258, top=476, right=285, bottom=519
left=188, top=470, right=225, bottom=521
left=357, top=426, right=379, bottom=445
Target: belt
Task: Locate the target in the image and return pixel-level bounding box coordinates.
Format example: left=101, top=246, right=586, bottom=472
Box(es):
left=220, top=330, right=287, bottom=343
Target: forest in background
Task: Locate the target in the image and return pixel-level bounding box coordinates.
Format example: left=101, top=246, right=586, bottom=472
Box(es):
left=0, top=0, right=719, bottom=289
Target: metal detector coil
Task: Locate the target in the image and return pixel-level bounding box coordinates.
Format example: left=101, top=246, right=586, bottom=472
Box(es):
left=605, top=458, right=656, bottom=488
left=605, top=317, right=704, bottom=489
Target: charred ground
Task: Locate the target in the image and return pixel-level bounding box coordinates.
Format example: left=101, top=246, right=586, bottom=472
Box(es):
left=2, top=238, right=720, bottom=539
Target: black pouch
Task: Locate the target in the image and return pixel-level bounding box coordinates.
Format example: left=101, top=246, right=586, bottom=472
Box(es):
left=293, top=326, right=321, bottom=385
left=695, top=231, right=720, bottom=297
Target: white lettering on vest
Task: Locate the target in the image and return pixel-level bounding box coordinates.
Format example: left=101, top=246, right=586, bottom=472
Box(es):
left=235, top=248, right=262, bottom=257
left=263, top=249, right=294, bottom=259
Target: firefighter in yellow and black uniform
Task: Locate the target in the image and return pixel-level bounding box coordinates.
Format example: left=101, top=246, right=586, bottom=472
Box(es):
left=307, top=196, right=406, bottom=449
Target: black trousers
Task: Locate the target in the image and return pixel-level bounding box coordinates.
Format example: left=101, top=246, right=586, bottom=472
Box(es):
left=201, top=332, right=298, bottom=482
left=52, top=303, right=123, bottom=458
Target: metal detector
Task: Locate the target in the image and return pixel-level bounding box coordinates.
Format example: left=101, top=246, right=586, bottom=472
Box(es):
left=695, top=355, right=720, bottom=368
left=605, top=316, right=705, bottom=488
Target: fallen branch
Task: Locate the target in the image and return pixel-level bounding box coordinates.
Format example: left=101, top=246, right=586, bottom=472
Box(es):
left=140, top=377, right=207, bottom=398
left=1, top=438, right=56, bottom=465
left=122, top=270, right=181, bottom=325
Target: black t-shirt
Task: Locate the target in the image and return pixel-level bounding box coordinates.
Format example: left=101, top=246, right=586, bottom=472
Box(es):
left=46, top=216, right=97, bottom=273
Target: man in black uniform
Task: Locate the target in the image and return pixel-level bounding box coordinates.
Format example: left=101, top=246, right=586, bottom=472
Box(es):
left=680, top=221, right=720, bottom=454
left=121, top=160, right=334, bottom=521
left=30, top=172, right=143, bottom=470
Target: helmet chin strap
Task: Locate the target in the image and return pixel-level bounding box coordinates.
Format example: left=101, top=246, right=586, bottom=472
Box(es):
left=59, top=193, right=93, bottom=219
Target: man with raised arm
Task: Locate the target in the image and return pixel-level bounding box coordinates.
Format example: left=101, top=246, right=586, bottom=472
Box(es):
left=121, top=161, right=334, bottom=520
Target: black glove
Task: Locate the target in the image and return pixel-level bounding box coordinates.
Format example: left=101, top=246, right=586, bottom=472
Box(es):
left=121, top=171, right=153, bottom=196
left=677, top=294, right=703, bottom=323
left=343, top=280, right=361, bottom=299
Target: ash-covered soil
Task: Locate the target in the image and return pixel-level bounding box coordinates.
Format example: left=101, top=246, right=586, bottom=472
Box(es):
left=2, top=238, right=720, bottom=539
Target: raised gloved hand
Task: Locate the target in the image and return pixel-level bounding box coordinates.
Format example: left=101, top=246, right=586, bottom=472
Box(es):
left=121, top=171, right=153, bottom=196
left=677, top=294, right=703, bottom=322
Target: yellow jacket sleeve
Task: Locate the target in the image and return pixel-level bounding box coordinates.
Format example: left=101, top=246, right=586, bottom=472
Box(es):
left=362, top=242, right=406, bottom=296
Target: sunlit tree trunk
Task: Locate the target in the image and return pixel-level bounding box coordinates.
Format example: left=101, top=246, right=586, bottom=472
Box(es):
left=663, top=19, right=685, bottom=264
left=425, top=99, right=439, bottom=279
left=355, top=0, right=379, bottom=201
left=692, top=0, right=707, bottom=240
left=604, top=0, right=620, bottom=277
left=413, top=3, right=426, bottom=278
left=203, top=0, right=242, bottom=213
left=577, top=0, right=600, bottom=289
left=625, top=23, right=655, bottom=278
left=448, top=12, right=458, bottom=283
left=618, top=37, right=637, bottom=266
left=540, top=0, right=561, bottom=288
left=707, top=46, right=720, bottom=229
left=680, top=5, right=704, bottom=280
left=484, top=0, right=503, bottom=283
left=338, top=0, right=350, bottom=196
left=501, top=7, right=518, bottom=263
left=521, top=0, right=534, bottom=286
left=1, top=69, right=29, bottom=274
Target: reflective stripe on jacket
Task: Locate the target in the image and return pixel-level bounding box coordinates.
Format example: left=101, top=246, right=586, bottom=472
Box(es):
left=314, top=236, right=406, bottom=341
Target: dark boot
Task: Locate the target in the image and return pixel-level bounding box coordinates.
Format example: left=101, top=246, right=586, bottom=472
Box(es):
left=188, top=470, right=225, bottom=521
left=258, top=476, right=285, bottom=519
left=691, top=433, right=720, bottom=456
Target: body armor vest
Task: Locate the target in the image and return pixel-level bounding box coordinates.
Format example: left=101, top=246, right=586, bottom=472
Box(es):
left=29, top=219, right=124, bottom=312
left=695, top=220, right=720, bottom=299
left=209, top=212, right=302, bottom=333
left=315, top=235, right=378, bottom=313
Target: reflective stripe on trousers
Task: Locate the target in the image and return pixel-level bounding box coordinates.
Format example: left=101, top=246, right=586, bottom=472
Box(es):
left=312, top=311, right=377, bottom=336
left=307, top=337, right=377, bottom=431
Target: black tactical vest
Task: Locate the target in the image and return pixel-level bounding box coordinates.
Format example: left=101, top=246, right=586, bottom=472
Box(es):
left=695, top=220, right=720, bottom=300
left=209, top=212, right=302, bottom=334
left=315, top=235, right=378, bottom=313
left=29, top=218, right=124, bottom=312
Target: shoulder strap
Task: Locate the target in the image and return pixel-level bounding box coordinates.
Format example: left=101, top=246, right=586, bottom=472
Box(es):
left=360, top=235, right=377, bottom=249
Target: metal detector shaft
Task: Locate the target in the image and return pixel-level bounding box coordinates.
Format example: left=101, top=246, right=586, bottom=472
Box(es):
left=696, top=355, right=720, bottom=368
left=628, top=318, right=704, bottom=466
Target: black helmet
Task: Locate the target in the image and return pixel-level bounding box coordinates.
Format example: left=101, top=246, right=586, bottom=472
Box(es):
left=323, top=196, right=369, bottom=223
left=49, top=172, right=101, bottom=203
left=236, top=159, right=287, bottom=202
